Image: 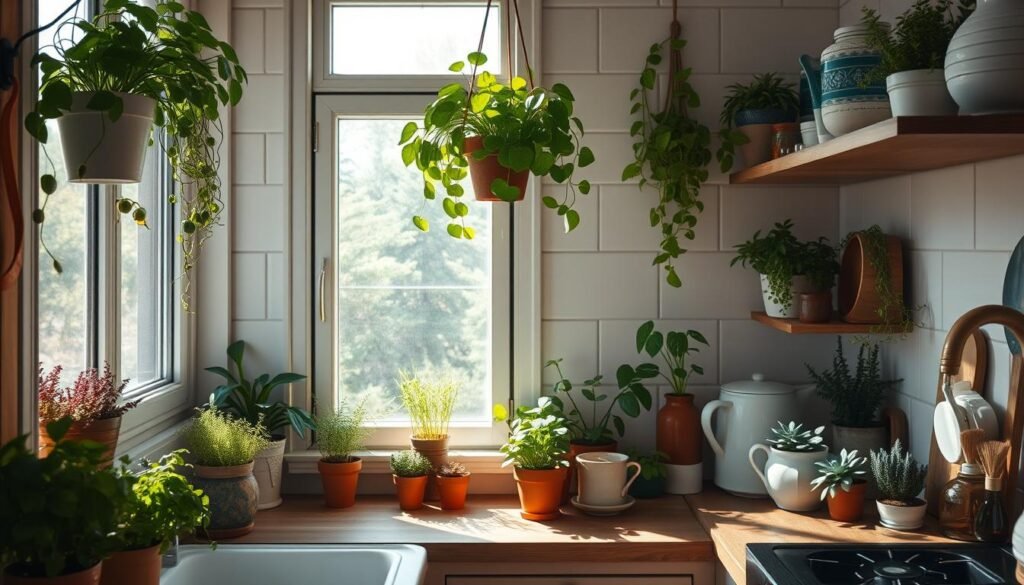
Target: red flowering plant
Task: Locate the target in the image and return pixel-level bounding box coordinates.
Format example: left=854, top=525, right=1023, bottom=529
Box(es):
left=38, top=363, right=138, bottom=423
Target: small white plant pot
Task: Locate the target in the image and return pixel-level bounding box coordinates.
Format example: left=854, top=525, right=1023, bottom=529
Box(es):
left=253, top=437, right=287, bottom=510
left=760, top=274, right=813, bottom=319
left=749, top=444, right=829, bottom=512
left=57, top=92, right=156, bottom=184
left=799, top=120, right=819, bottom=148
left=876, top=499, right=927, bottom=531
left=886, top=70, right=958, bottom=117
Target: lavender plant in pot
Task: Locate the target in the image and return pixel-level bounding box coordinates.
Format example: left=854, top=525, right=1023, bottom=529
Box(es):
left=749, top=422, right=830, bottom=512
left=871, top=440, right=928, bottom=530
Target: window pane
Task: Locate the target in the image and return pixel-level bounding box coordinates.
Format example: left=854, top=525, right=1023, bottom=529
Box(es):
left=336, top=119, right=492, bottom=424
left=330, top=4, right=502, bottom=75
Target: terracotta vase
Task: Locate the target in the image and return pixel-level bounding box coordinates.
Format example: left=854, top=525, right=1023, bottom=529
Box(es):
left=464, top=136, right=529, bottom=202
left=657, top=394, right=703, bottom=495
left=39, top=416, right=121, bottom=468
left=838, top=233, right=904, bottom=324
left=191, top=462, right=258, bottom=539
left=393, top=475, right=428, bottom=511
left=318, top=458, right=362, bottom=508
left=4, top=563, right=102, bottom=585
left=410, top=435, right=448, bottom=501
left=513, top=466, right=567, bottom=521
left=99, top=544, right=161, bottom=585
left=798, top=291, right=833, bottom=323
left=437, top=473, right=471, bottom=510
left=564, top=440, right=617, bottom=503
left=827, top=480, right=868, bottom=522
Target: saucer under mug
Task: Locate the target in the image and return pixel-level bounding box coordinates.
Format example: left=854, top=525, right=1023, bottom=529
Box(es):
left=570, top=495, right=636, bottom=516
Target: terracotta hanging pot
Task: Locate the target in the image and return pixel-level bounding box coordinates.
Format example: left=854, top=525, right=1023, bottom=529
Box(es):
left=39, top=416, right=121, bottom=468
left=191, top=462, right=259, bottom=539
left=437, top=473, right=471, bottom=510
left=513, top=466, right=567, bottom=521
left=4, top=563, right=102, bottom=585
left=464, top=136, right=529, bottom=202
left=100, top=544, right=161, bottom=585
left=838, top=232, right=904, bottom=324
left=657, top=394, right=703, bottom=495
left=393, top=475, right=428, bottom=511
left=826, top=479, right=868, bottom=522
left=564, top=440, right=617, bottom=503
left=318, top=458, right=362, bottom=509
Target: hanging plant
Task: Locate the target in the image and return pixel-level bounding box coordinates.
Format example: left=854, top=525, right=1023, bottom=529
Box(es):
left=26, top=0, right=245, bottom=310
left=622, top=27, right=745, bottom=287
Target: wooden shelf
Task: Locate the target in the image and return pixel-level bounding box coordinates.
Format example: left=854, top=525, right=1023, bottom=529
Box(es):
left=730, top=115, right=1024, bottom=185
left=750, top=311, right=911, bottom=334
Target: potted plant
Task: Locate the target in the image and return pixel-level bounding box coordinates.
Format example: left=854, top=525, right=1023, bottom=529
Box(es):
left=871, top=439, right=928, bottom=530
left=179, top=408, right=268, bottom=539
left=797, top=239, right=839, bottom=324
left=496, top=397, right=571, bottom=521
left=720, top=73, right=799, bottom=168
left=315, top=400, right=372, bottom=509
left=839, top=225, right=911, bottom=332
left=634, top=321, right=709, bottom=494
left=27, top=0, right=246, bottom=309
left=206, top=340, right=312, bottom=510
left=398, top=371, right=458, bottom=480
left=390, top=450, right=432, bottom=512
left=622, top=35, right=742, bottom=288
left=0, top=419, right=132, bottom=585
left=38, top=363, right=138, bottom=467
left=627, top=451, right=669, bottom=499
left=811, top=448, right=869, bottom=522
left=103, top=451, right=210, bottom=585
left=399, top=51, right=594, bottom=239
left=749, top=422, right=829, bottom=512
left=436, top=461, right=471, bottom=511
left=862, top=0, right=968, bottom=117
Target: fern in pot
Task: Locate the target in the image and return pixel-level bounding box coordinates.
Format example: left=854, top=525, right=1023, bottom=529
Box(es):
left=871, top=440, right=928, bottom=530
left=749, top=422, right=829, bottom=512
left=720, top=73, right=798, bottom=168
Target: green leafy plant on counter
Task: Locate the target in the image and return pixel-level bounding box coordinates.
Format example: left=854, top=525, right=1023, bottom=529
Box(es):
left=806, top=337, right=900, bottom=428
left=179, top=408, right=270, bottom=467
left=719, top=73, right=799, bottom=129
left=861, top=0, right=975, bottom=83
left=634, top=320, right=708, bottom=396
left=316, top=400, right=373, bottom=464
left=630, top=450, right=669, bottom=481
left=390, top=450, right=433, bottom=478
left=870, top=439, right=927, bottom=504
left=811, top=448, right=868, bottom=501
left=496, top=397, right=571, bottom=470
left=398, top=371, right=458, bottom=440
left=766, top=421, right=826, bottom=452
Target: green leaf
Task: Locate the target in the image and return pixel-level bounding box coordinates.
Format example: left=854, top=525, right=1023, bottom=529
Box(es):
left=442, top=197, right=458, bottom=218
left=636, top=320, right=655, bottom=353
left=40, top=174, right=57, bottom=195
left=616, top=364, right=636, bottom=389
left=470, top=92, right=491, bottom=112
left=490, top=178, right=520, bottom=202
left=688, top=330, right=709, bottom=345
left=423, top=181, right=436, bottom=200
left=467, top=51, right=488, bottom=66
left=454, top=202, right=469, bottom=217
left=24, top=112, right=47, bottom=142
left=618, top=392, right=640, bottom=417
left=504, top=145, right=534, bottom=172
left=645, top=331, right=664, bottom=357
left=449, top=61, right=465, bottom=72
left=551, top=83, right=575, bottom=103
left=666, top=267, right=682, bottom=288
left=510, top=76, right=527, bottom=90
left=399, top=121, right=417, bottom=144
left=578, top=146, right=595, bottom=167
left=564, top=209, right=580, bottom=232
left=578, top=180, right=591, bottom=195
left=229, top=79, right=243, bottom=106
left=401, top=142, right=417, bottom=166
left=541, top=196, right=558, bottom=209
left=621, top=162, right=641, bottom=181
left=531, top=151, right=555, bottom=175
left=412, top=215, right=429, bottom=231
left=464, top=226, right=476, bottom=240
left=85, top=90, right=117, bottom=111
left=447, top=223, right=464, bottom=238
left=640, top=68, right=656, bottom=90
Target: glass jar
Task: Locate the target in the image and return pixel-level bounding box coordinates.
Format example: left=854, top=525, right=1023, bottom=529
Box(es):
left=939, top=463, right=986, bottom=541
left=770, top=123, right=801, bottom=159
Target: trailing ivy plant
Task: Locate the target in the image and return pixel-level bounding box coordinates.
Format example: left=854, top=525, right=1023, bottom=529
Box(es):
left=842, top=224, right=922, bottom=338
left=861, top=0, right=974, bottom=84
left=26, top=0, right=246, bottom=310
left=623, top=37, right=744, bottom=288
left=399, top=51, right=594, bottom=239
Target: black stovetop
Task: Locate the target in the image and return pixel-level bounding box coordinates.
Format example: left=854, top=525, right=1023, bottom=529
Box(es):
left=746, top=544, right=1017, bottom=585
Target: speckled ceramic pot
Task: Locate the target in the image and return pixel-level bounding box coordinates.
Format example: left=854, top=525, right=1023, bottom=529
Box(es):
left=192, top=462, right=258, bottom=539
left=821, top=24, right=891, bottom=136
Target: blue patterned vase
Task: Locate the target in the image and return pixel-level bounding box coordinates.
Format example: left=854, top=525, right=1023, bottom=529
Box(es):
left=192, top=462, right=259, bottom=539
left=820, top=24, right=891, bottom=136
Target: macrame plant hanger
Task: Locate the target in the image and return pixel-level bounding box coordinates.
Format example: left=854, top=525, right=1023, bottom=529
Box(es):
left=663, top=0, right=685, bottom=115
left=464, top=0, right=536, bottom=122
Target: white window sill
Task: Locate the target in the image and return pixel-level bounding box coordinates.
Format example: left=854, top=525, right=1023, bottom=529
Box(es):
left=285, top=449, right=509, bottom=475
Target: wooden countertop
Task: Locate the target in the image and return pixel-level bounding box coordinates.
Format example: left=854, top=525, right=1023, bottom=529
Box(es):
left=685, top=489, right=955, bottom=585
left=231, top=495, right=716, bottom=563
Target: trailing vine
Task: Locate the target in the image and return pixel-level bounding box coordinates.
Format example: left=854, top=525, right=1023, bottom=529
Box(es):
left=844, top=225, right=922, bottom=340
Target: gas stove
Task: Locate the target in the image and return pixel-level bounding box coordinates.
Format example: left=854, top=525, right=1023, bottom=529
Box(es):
left=746, top=544, right=1017, bottom=585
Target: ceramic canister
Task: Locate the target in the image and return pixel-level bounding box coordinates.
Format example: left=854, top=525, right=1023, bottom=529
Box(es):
left=820, top=24, right=891, bottom=137
left=576, top=452, right=641, bottom=507
left=945, top=0, right=1024, bottom=114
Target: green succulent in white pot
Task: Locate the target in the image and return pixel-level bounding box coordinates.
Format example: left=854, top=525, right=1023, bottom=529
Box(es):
left=749, top=422, right=829, bottom=512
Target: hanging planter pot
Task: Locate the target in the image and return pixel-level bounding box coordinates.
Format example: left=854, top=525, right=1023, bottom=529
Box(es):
left=838, top=230, right=904, bottom=324
left=56, top=92, right=155, bottom=184
left=465, top=136, right=529, bottom=202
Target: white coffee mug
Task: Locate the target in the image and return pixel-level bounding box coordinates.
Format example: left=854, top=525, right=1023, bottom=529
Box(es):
left=576, top=452, right=641, bottom=506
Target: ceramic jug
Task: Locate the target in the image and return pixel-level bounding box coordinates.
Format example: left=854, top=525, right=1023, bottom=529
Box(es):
left=945, top=0, right=1024, bottom=114
left=701, top=374, right=799, bottom=497
left=749, top=443, right=829, bottom=512
left=819, top=24, right=891, bottom=136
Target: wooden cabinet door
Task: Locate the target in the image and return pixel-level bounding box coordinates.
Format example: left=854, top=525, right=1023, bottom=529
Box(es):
left=447, top=576, right=693, bottom=585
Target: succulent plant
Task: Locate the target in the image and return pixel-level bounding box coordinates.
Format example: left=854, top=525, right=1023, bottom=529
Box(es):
left=390, top=450, right=433, bottom=478
left=437, top=461, right=469, bottom=477
left=870, top=439, right=927, bottom=503
left=766, top=421, right=826, bottom=452
left=811, top=448, right=868, bottom=500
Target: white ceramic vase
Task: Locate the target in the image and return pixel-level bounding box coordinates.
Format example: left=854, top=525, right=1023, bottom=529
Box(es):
left=760, top=274, right=813, bottom=319
left=886, top=70, right=958, bottom=116
left=57, top=92, right=155, bottom=184
left=876, top=499, right=927, bottom=530
left=253, top=437, right=286, bottom=509
left=821, top=25, right=892, bottom=136
left=946, top=0, right=1024, bottom=114
left=749, top=444, right=829, bottom=512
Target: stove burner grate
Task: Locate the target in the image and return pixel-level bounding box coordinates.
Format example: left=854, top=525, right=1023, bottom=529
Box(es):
left=803, top=549, right=1003, bottom=585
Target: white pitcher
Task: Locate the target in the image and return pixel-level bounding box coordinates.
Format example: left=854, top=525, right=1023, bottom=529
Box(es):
left=576, top=452, right=641, bottom=507
left=749, top=443, right=829, bottom=512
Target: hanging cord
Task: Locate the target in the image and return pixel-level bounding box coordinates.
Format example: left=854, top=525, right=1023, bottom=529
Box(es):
left=0, top=77, right=23, bottom=290
left=510, top=0, right=534, bottom=89
left=463, top=0, right=495, bottom=126
left=663, top=0, right=683, bottom=113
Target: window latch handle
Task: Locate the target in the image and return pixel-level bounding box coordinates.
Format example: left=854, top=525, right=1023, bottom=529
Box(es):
left=319, top=257, right=328, bottom=322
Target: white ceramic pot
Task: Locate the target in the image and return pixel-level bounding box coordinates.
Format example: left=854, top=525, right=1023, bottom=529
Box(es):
left=821, top=25, right=892, bottom=136
left=749, top=444, right=829, bottom=512
left=701, top=374, right=798, bottom=497
left=253, top=437, right=286, bottom=510
left=886, top=70, right=958, bottom=117
left=946, top=0, right=1024, bottom=115
left=800, top=121, right=819, bottom=148
left=761, top=274, right=813, bottom=319
left=57, top=92, right=156, bottom=184
left=877, top=499, right=927, bottom=530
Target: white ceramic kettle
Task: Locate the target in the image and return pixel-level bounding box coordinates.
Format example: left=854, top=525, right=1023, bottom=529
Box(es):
left=701, top=374, right=798, bottom=497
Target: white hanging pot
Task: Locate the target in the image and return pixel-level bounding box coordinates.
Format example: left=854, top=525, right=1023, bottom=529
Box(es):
left=886, top=69, right=958, bottom=116
left=945, top=0, right=1024, bottom=115
left=57, top=91, right=156, bottom=184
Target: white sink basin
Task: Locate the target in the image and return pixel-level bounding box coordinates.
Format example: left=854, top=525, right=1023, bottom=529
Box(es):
left=161, top=544, right=426, bottom=585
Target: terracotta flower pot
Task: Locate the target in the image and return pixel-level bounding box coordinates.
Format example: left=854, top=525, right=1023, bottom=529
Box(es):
left=393, top=475, right=428, bottom=511
left=39, top=416, right=121, bottom=468
left=411, top=435, right=448, bottom=500
left=838, top=232, right=904, bottom=324
left=464, top=136, right=529, bottom=202
left=826, top=480, right=868, bottom=522
left=100, top=544, right=161, bottom=585
left=513, top=466, right=567, bottom=521
left=318, top=458, right=362, bottom=508
left=192, top=462, right=258, bottom=539
left=798, top=291, right=833, bottom=323
left=657, top=394, right=703, bottom=495
left=564, top=440, right=617, bottom=503
left=4, top=563, right=102, bottom=585
left=437, top=473, right=471, bottom=510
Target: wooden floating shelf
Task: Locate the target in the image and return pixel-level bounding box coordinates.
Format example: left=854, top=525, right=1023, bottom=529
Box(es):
left=751, top=311, right=912, bottom=334
left=730, top=115, right=1024, bottom=185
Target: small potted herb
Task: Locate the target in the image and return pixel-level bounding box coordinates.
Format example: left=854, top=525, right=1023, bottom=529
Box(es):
left=811, top=448, right=869, bottom=522
left=436, top=461, right=471, bottom=511
left=38, top=363, right=138, bottom=467
left=315, top=401, right=372, bottom=509
left=749, top=422, right=829, bottom=512
left=398, top=372, right=458, bottom=477
left=179, top=408, right=269, bottom=539
left=0, top=419, right=133, bottom=585
left=797, top=238, right=839, bottom=323
left=627, top=452, right=669, bottom=499
left=720, top=73, right=799, bottom=167
left=871, top=440, right=928, bottom=530
left=105, top=451, right=210, bottom=585
left=390, top=450, right=432, bottom=512
left=496, top=397, right=571, bottom=521
left=206, top=340, right=312, bottom=510
left=399, top=52, right=594, bottom=239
